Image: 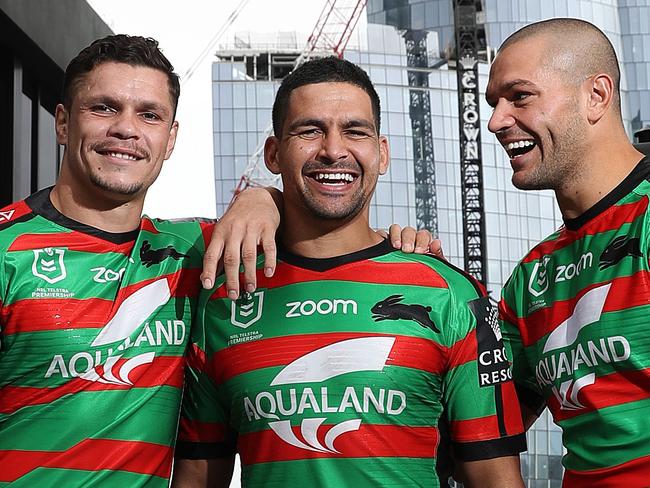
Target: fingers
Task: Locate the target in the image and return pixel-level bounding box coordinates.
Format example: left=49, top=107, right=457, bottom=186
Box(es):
left=201, top=187, right=282, bottom=299
left=399, top=226, right=417, bottom=252
left=222, top=233, right=244, bottom=300
left=414, top=229, right=433, bottom=254
left=429, top=239, right=445, bottom=259
left=388, top=224, right=403, bottom=248
left=200, top=231, right=224, bottom=290
left=261, top=230, right=277, bottom=279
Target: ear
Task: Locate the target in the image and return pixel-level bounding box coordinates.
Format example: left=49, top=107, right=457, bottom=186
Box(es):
left=585, top=73, right=614, bottom=124
left=264, top=136, right=281, bottom=174
left=164, top=120, right=179, bottom=160
left=378, top=135, right=390, bottom=175
left=55, top=104, right=69, bottom=145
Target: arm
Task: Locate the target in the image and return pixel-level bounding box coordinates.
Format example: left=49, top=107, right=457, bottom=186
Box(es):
left=172, top=457, right=235, bottom=488
left=201, top=189, right=440, bottom=299
left=201, top=187, right=282, bottom=298
left=456, top=456, right=524, bottom=488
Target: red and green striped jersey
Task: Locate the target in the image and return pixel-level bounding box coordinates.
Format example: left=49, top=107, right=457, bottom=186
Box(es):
left=500, top=158, right=650, bottom=487
left=0, top=188, right=212, bottom=487
left=177, top=240, right=525, bottom=487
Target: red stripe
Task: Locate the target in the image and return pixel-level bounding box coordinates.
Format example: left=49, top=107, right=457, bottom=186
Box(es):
left=512, top=273, right=650, bottom=347
left=8, top=231, right=135, bottom=254
left=501, top=381, right=525, bottom=436
left=450, top=414, right=503, bottom=443
left=178, top=419, right=230, bottom=443
left=523, top=198, right=648, bottom=262
left=210, top=260, right=449, bottom=299
left=200, top=221, right=215, bottom=249
left=563, top=453, right=650, bottom=488
left=0, top=356, right=184, bottom=414
left=212, top=333, right=447, bottom=384
left=549, top=368, right=650, bottom=422
left=0, top=439, right=171, bottom=482
left=239, top=424, right=438, bottom=464
left=0, top=200, right=32, bottom=223
left=1, top=297, right=114, bottom=334
left=1, top=270, right=200, bottom=336
left=141, top=219, right=160, bottom=234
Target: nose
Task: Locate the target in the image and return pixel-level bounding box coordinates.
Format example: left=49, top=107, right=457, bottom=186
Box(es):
left=487, top=99, right=515, bottom=134
left=318, top=131, right=349, bottom=163
left=107, top=110, right=140, bottom=139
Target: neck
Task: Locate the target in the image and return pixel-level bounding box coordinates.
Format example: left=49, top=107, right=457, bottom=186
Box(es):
left=282, top=208, right=383, bottom=258
left=50, top=181, right=144, bottom=233
left=555, top=140, right=645, bottom=220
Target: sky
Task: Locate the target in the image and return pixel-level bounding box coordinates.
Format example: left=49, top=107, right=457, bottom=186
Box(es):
left=88, top=0, right=331, bottom=218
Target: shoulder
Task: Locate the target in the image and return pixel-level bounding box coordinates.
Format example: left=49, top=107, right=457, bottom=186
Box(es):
left=141, top=216, right=216, bottom=249
left=386, top=251, right=486, bottom=301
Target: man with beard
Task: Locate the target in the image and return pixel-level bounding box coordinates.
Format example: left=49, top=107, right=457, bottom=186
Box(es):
left=173, top=56, right=526, bottom=488
left=487, top=18, right=650, bottom=486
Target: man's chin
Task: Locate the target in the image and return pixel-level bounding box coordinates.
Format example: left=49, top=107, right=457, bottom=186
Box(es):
left=90, top=175, right=144, bottom=198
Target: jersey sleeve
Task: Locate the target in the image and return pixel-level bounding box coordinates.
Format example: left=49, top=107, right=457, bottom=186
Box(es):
left=440, top=276, right=526, bottom=462
left=500, top=275, right=546, bottom=416
left=175, top=289, right=237, bottom=459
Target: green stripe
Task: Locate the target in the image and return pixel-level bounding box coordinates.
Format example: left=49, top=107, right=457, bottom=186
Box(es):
left=0, top=387, right=181, bottom=450
left=559, top=398, right=650, bottom=470
left=243, top=457, right=439, bottom=487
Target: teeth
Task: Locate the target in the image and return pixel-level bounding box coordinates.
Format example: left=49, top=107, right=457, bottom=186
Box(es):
left=314, top=173, right=354, bottom=182
left=505, top=140, right=535, bottom=151
left=106, top=151, right=137, bottom=161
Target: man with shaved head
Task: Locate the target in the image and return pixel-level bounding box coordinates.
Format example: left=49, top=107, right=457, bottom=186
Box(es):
left=487, top=18, right=649, bottom=486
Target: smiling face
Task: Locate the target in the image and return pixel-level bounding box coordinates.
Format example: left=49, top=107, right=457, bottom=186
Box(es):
left=486, top=35, right=589, bottom=191
left=265, top=82, right=388, bottom=224
left=55, top=61, right=178, bottom=201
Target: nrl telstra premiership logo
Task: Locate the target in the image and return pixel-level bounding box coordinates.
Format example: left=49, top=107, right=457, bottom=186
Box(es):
left=528, top=255, right=551, bottom=297
left=243, top=337, right=405, bottom=454
left=231, top=291, right=264, bottom=328
left=32, top=248, right=67, bottom=284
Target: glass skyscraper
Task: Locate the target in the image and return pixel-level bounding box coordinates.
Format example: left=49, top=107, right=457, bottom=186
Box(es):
left=211, top=2, right=650, bottom=487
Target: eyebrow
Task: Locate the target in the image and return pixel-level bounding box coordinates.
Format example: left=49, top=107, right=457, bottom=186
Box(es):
left=287, top=118, right=377, bottom=133
left=485, top=79, right=536, bottom=105
left=83, top=94, right=171, bottom=118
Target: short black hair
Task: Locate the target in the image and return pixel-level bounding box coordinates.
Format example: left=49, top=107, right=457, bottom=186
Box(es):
left=272, top=56, right=381, bottom=136
left=63, top=34, right=180, bottom=117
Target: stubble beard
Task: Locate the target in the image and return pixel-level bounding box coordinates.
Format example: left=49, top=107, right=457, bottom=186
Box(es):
left=301, top=184, right=368, bottom=221
left=514, top=113, right=587, bottom=192
left=89, top=171, right=145, bottom=197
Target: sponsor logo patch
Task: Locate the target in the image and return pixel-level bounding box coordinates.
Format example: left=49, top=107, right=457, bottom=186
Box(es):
left=469, top=296, right=511, bottom=387
left=243, top=337, right=404, bottom=454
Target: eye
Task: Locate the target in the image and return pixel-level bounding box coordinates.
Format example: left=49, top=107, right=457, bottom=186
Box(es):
left=141, top=112, right=160, bottom=121
left=512, top=92, right=532, bottom=104
left=92, top=104, right=115, bottom=114
left=297, top=128, right=322, bottom=138
left=346, top=129, right=372, bottom=138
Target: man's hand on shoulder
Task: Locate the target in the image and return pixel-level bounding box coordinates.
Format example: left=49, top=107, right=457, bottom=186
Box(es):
left=201, top=187, right=282, bottom=299
left=385, top=224, right=444, bottom=258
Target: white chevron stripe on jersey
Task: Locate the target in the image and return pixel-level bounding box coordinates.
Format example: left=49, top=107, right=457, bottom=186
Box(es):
left=270, top=336, right=396, bottom=386
left=92, top=278, right=171, bottom=347
left=543, top=283, right=611, bottom=353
